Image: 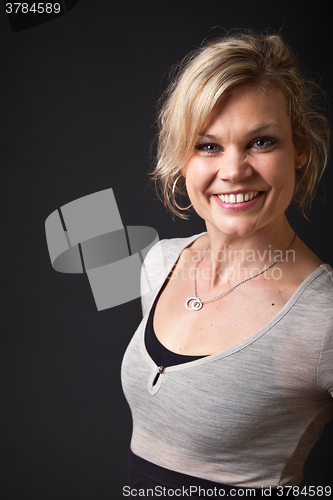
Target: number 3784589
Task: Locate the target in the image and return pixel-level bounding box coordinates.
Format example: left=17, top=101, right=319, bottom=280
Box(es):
left=5, top=3, right=61, bottom=14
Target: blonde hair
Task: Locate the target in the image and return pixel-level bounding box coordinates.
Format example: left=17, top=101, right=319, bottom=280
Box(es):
left=151, top=31, right=330, bottom=218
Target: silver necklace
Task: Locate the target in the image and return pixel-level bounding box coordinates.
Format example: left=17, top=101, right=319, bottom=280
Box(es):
left=185, top=233, right=297, bottom=311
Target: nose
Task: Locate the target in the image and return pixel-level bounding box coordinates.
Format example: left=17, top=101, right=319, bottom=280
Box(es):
left=217, top=148, right=253, bottom=183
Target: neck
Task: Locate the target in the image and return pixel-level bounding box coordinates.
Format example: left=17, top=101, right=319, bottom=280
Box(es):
left=201, top=217, right=296, bottom=285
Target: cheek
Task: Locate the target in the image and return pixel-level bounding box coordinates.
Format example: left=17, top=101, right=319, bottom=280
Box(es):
left=268, top=167, right=294, bottom=188
left=185, top=161, right=213, bottom=194
left=259, top=153, right=296, bottom=193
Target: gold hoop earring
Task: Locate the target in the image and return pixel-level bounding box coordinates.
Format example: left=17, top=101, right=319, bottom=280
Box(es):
left=171, top=174, right=192, bottom=211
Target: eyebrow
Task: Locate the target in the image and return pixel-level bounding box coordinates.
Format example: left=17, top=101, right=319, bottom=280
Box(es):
left=199, top=122, right=283, bottom=139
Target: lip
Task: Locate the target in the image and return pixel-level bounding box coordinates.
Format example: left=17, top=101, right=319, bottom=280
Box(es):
left=213, top=191, right=265, bottom=211
left=216, top=189, right=260, bottom=196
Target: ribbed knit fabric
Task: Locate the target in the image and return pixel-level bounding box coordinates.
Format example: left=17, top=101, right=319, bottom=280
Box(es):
left=121, top=233, right=333, bottom=487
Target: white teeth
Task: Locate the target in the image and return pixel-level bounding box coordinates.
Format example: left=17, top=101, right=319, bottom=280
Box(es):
left=218, top=191, right=259, bottom=204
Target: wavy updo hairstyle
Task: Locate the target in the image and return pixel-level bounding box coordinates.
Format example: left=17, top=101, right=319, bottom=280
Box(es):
left=151, top=30, right=330, bottom=218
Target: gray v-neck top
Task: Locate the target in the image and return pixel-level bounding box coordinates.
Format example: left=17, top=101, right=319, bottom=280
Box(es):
left=121, top=233, right=333, bottom=487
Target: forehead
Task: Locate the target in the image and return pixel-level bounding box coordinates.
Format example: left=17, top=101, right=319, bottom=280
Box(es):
left=202, top=85, right=290, bottom=135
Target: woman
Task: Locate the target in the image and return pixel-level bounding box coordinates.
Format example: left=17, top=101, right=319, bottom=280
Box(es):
left=121, top=31, right=333, bottom=499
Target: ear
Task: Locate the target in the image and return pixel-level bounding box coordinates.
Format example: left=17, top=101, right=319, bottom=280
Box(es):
left=181, top=167, right=187, bottom=178
left=295, top=152, right=308, bottom=170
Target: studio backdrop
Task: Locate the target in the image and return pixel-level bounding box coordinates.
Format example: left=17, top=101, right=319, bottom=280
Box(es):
left=1, top=1, right=332, bottom=499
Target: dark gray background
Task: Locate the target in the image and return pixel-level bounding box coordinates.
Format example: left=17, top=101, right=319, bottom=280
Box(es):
left=1, top=1, right=332, bottom=499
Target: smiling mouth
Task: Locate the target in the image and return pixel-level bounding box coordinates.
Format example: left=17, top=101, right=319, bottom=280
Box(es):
left=217, top=191, right=262, bottom=204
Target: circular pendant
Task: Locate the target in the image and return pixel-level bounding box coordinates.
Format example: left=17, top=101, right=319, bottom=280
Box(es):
left=185, top=297, right=203, bottom=311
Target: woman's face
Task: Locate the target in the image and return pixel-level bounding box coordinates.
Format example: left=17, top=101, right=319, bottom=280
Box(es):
left=182, top=85, right=306, bottom=239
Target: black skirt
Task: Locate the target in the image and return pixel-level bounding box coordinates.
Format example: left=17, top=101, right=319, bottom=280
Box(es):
left=127, top=449, right=290, bottom=499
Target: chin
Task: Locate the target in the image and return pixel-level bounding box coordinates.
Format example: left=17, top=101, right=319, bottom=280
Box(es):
left=205, top=214, right=263, bottom=239
left=202, top=201, right=289, bottom=240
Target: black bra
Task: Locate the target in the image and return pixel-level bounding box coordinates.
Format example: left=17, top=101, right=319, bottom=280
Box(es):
left=144, top=292, right=207, bottom=367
